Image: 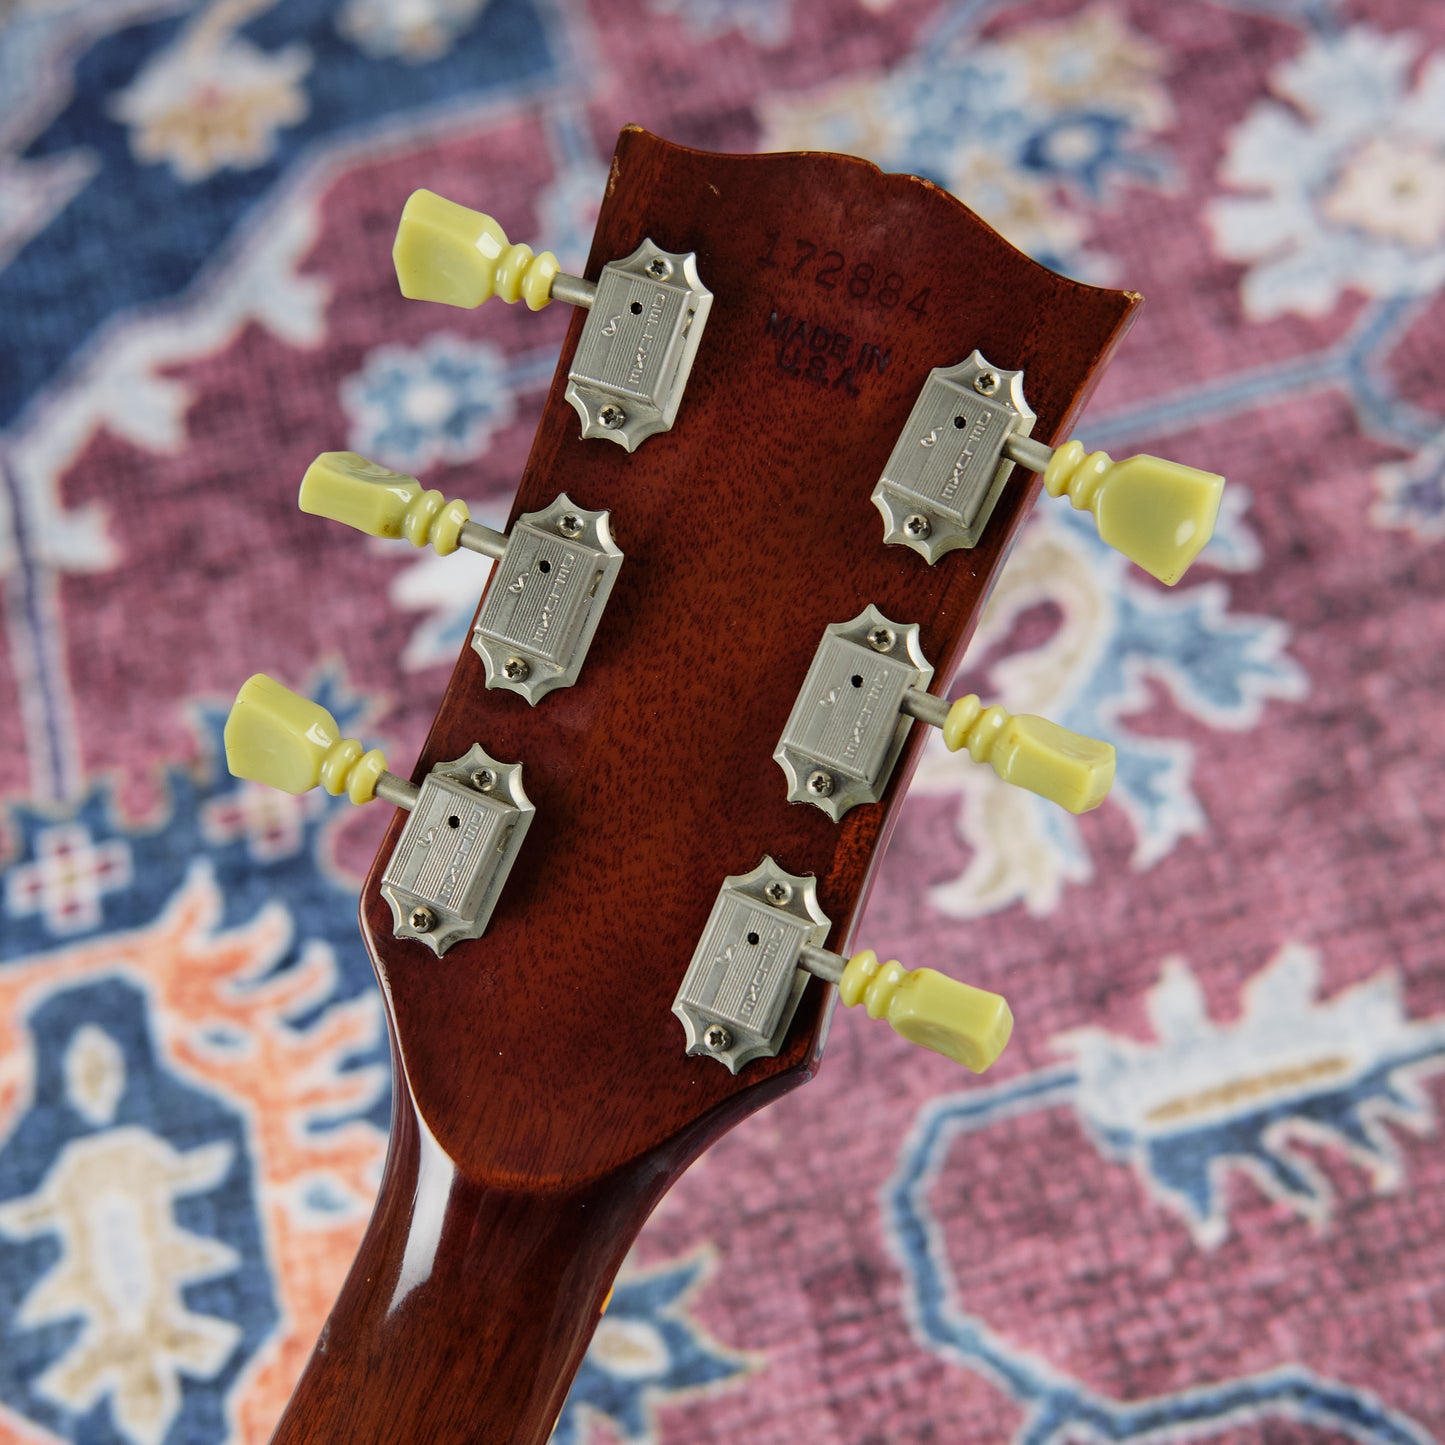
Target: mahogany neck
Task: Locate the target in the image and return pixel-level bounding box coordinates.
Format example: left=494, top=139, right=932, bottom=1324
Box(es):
left=271, top=1096, right=664, bottom=1445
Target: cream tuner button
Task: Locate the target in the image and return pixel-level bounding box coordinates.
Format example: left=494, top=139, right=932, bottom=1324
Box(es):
left=392, top=188, right=713, bottom=452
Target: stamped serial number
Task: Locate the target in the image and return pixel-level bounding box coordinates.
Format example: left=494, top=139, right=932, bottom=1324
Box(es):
left=756, top=230, right=932, bottom=318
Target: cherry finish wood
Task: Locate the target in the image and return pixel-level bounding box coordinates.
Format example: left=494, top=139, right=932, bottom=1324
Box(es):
left=272, top=128, right=1140, bottom=1444
left=271, top=1032, right=783, bottom=1445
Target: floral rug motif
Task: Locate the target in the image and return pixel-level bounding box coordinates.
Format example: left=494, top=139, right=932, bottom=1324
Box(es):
left=2, top=1, right=1443, bottom=1443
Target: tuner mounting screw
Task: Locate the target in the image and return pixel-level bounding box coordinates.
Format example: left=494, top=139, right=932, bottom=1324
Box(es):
left=765, top=880, right=793, bottom=906
left=646, top=257, right=673, bottom=280
left=866, top=626, right=896, bottom=653
left=904, top=513, right=932, bottom=539
left=471, top=768, right=496, bottom=792
left=598, top=404, right=627, bottom=430
left=503, top=657, right=531, bottom=682
left=558, top=513, right=584, bottom=539
left=409, top=905, right=437, bottom=934
left=703, top=1024, right=732, bottom=1052
left=807, top=769, right=835, bottom=798
left=974, top=370, right=1001, bottom=396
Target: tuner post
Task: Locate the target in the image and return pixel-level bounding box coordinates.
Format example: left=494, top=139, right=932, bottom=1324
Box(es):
left=873, top=350, right=1224, bottom=584
left=299, top=453, right=624, bottom=705
left=394, top=188, right=595, bottom=312
left=393, top=188, right=714, bottom=452
left=672, top=858, right=1013, bottom=1075
left=223, top=674, right=534, bottom=955
left=801, top=947, right=1012, bottom=1074
left=898, top=690, right=1114, bottom=816
left=225, top=673, right=417, bottom=808
left=776, top=606, right=1114, bottom=820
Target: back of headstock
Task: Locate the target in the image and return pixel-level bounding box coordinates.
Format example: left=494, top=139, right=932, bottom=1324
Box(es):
left=226, top=128, right=1224, bottom=1445
left=358, top=129, right=1148, bottom=1185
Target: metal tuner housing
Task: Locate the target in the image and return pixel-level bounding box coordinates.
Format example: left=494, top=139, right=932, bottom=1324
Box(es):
left=775, top=605, right=934, bottom=821
left=872, top=350, right=1036, bottom=563
left=380, top=745, right=534, bottom=956
left=567, top=240, right=713, bottom=452
left=672, top=858, right=831, bottom=1074
left=472, top=495, right=624, bottom=705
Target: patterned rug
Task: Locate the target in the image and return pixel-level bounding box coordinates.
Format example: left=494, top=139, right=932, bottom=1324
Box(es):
left=2, top=1, right=1444, bottom=1442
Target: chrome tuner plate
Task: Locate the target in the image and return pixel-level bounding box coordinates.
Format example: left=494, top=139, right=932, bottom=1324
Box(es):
left=472, top=493, right=624, bottom=705
left=566, top=239, right=713, bottom=452
left=380, top=744, right=533, bottom=956
left=672, top=857, right=832, bottom=1074
left=872, top=350, right=1036, bottom=563
left=775, top=605, right=933, bottom=821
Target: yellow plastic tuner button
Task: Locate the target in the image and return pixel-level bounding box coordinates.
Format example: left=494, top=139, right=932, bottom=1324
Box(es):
left=297, top=451, right=624, bottom=705
left=929, top=694, right=1114, bottom=815
left=224, top=674, right=409, bottom=807
left=393, top=187, right=714, bottom=453
left=1038, top=440, right=1225, bottom=587
left=224, top=675, right=535, bottom=956
left=300, top=452, right=500, bottom=558
left=872, top=350, right=1223, bottom=583
left=673, top=856, right=1013, bottom=1076
left=393, top=189, right=567, bottom=311
left=836, top=950, right=1013, bottom=1073
left=778, top=606, right=1114, bottom=820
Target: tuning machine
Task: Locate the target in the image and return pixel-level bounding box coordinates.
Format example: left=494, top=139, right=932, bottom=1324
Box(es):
left=776, top=605, right=1114, bottom=821
left=300, top=453, right=622, bottom=705
left=393, top=189, right=713, bottom=452
left=672, top=857, right=1012, bottom=1075
left=224, top=675, right=533, bottom=955
left=873, top=350, right=1224, bottom=584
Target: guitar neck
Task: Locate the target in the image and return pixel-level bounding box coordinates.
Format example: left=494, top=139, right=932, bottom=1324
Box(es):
left=271, top=1072, right=786, bottom=1445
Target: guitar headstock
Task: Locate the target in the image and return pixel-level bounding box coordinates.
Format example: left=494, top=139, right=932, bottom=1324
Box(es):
left=228, top=128, right=1221, bottom=1192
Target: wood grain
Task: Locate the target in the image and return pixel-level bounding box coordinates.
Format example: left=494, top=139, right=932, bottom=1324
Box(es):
left=271, top=128, right=1139, bottom=1445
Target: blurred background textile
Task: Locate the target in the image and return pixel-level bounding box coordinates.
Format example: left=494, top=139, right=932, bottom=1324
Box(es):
left=2, top=0, right=1444, bottom=1442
